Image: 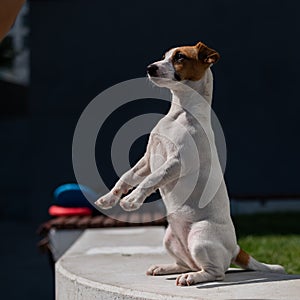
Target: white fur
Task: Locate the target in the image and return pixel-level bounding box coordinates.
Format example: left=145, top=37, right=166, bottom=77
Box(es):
left=95, top=51, right=285, bottom=285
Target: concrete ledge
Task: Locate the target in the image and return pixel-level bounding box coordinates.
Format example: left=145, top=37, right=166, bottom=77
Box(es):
left=56, top=227, right=300, bottom=300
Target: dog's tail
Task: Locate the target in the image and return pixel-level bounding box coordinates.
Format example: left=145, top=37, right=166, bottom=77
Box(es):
left=232, top=245, right=286, bottom=274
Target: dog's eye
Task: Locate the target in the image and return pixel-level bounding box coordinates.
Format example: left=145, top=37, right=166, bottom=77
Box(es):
left=174, top=52, right=186, bottom=62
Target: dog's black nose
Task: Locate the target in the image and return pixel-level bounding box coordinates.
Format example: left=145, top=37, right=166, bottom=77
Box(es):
left=147, top=64, right=158, bottom=76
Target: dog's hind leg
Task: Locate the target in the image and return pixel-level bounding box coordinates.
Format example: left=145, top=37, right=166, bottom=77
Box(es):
left=177, top=238, right=229, bottom=286
left=147, top=226, right=194, bottom=276
left=178, top=242, right=226, bottom=286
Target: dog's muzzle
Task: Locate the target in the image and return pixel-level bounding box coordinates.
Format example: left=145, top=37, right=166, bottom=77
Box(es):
left=147, top=64, right=158, bottom=77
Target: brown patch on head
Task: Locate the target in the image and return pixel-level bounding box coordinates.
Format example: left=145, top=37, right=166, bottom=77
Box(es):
left=172, top=41, right=220, bottom=81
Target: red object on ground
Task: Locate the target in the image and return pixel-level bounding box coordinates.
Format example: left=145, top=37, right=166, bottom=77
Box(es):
left=48, top=205, right=93, bottom=217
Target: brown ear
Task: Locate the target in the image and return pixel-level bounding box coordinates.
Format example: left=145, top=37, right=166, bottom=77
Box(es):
left=196, top=42, right=220, bottom=64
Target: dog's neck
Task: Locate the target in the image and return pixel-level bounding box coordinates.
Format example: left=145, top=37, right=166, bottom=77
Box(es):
left=169, top=69, right=214, bottom=120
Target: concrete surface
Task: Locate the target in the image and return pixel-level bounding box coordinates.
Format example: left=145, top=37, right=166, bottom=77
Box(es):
left=56, top=227, right=300, bottom=300
left=49, top=228, right=83, bottom=261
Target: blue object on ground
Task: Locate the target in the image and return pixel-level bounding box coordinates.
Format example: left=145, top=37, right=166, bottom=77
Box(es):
left=53, top=183, right=98, bottom=209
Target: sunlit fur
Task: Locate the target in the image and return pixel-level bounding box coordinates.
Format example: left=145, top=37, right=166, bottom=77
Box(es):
left=95, top=41, right=285, bottom=286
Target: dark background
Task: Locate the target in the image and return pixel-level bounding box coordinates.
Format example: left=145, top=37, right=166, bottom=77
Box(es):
left=1, top=0, right=299, bottom=299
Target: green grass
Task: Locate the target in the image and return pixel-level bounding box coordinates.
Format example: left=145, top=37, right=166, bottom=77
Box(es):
left=238, top=235, right=300, bottom=274
left=231, top=213, right=300, bottom=274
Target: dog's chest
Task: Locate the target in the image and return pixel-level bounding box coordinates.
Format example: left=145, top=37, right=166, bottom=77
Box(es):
left=148, top=114, right=199, bottom=173
left=148, top=133, right=174, bottom=171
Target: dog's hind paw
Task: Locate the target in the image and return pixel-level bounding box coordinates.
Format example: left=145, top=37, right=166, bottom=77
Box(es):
left=147, top=264, right=190, bottom=276
left=147, top=265, right=168, bottom=276
left=176, top=273, right=196, bottom=286
left=176, top=270, right=224, bottom=286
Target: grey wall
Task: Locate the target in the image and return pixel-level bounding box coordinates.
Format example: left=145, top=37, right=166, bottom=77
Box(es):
left=1, top=0, right=300, bottom=222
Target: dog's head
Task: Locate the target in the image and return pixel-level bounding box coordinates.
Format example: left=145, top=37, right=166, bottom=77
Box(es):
left=147, top=42, right=220, bottom=89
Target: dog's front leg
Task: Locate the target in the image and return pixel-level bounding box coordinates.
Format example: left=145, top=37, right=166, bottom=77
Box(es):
left=94, top=155, right=150, bottom=209
left=120, top=156, right=180, bottom=211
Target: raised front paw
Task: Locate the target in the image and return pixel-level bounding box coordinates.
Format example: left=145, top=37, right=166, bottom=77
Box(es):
left=119, top=190, right=145, bottom=211
left=94, top=191, right=120, bottom=210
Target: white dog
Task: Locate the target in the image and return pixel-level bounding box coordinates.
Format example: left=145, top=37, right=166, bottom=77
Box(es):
left=95, top=41, right=285, bottom=286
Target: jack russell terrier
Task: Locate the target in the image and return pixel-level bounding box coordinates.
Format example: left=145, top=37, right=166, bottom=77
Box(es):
left=95, top=41, right=285, bottom=286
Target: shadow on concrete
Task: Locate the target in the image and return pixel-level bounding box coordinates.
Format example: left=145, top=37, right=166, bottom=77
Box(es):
left=165, top=269, right=300, bottom=291
left=198, top=272, right=300, bottom=290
